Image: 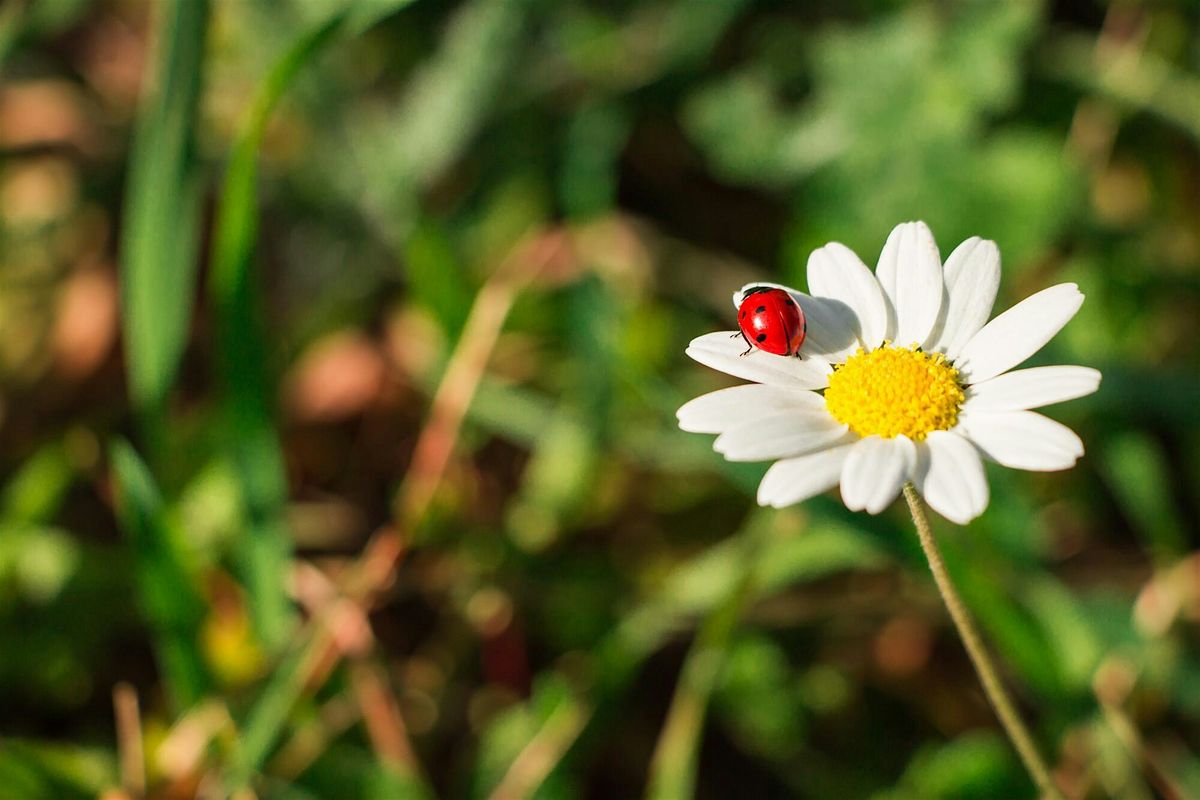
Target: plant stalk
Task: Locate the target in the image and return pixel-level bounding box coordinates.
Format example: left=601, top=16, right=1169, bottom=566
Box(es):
left=902, top=483, right=1065, bottom=800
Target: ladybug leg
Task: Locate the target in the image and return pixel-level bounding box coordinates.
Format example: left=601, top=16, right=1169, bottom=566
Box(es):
left=736, top=329, right=754, bottom=357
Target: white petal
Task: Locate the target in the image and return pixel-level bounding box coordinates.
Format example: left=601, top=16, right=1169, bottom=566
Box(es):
left=794, top=294, right=862, bottom=361
left=733, top=282, right=860, bottom=360
left=686, top=332, right=832, bottom=389
left=915, top=431, right=989, bottom=524
left=839, top=435, right=916, bottom=514
left=677, top=384, right=825, bottom=434
left=806, top=243, right=889, bottom=350
left=757, top=443, right=857, bottom=508
left=964, top=366, right=1101, bottom=412
left=954, top=284, right=1084, bottom=383
left=715, top=410, right=851, bottom=462
left=875, top=221, right=943, bottom=347
left=926, top=237, right=1001, bottom=356
left=957, top=411, right=1085, bottom=471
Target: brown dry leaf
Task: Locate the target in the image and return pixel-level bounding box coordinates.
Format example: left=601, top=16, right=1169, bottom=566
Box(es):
left=53, top=264, right=118, bottom=380
left=77, top=14, right=148, bottom=112
left=284, top=331, right=386, bottom=422
left=1, top=157, right=79, bottom=226
left=873, top=614, right=934, bottom=678
left=0, top=80, right=93, bottom=152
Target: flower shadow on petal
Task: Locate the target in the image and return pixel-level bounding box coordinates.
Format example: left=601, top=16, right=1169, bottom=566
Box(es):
left=794, top=294, right=861, bottom=360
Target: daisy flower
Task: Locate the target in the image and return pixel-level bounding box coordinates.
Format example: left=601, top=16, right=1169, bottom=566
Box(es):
left=677, top=221, right=1100, bottom=524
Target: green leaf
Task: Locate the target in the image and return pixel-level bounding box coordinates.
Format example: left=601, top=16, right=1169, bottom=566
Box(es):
left=366, top=765, right=438, bottom=800
left=348, top=0, right=531, bottom=235
left=714, top=634, right=807, bottom=761
left=662, top=517, right=884, bottom=615
left=888, top=732, right=1021, bottom=800
left=0, top=739, right=116, bottom=800
left=404, top=218, right=473, bottom=338
left=119, top=0, right=210, bottom=425
left=1022, top=577, right=1103, bottom=694
left=208, top=9, right=347, bottom=651
left=1100, top=432, right=1188, bottom=562
left=109, top=438, right=210, bottom=712
left=0, top=0, right=26, bottom=74
left=471, top=674, right=583, bottom=800
left=1, top=440, right=75, bottom=525
left=646, top=520, right=765, bottom=800
left=560, top=102, right=630, bottom=219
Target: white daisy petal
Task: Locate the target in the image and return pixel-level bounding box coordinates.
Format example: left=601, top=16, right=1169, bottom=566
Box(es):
left=686, top=332, right=832, bottom=389
left=757, top=443, right=856, bottom=508
left=840, top=435, right=916, bottom=514
left=916, top=431, right=989, bottom=524
left=677, top=384, right=825, bottom=434
left=958, top=411, right=1085, bottom=471
left=954, top=283, right=1084, bottom=384
left=715, top=411, right=851, bottom=462
left=732, top=282, right=860, bottom=360
left=964, top=366, right=1102, bottom=413
left=875, top=221, right=943, bottom=347
left=926, top=237, right=1001, bottom=356
left=807, top=243, right=889, bottom=349
left=795, top=294, right=861, bottom=360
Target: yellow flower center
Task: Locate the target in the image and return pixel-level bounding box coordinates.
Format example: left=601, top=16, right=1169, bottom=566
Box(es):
left=824, top=344, right=964, bottom=440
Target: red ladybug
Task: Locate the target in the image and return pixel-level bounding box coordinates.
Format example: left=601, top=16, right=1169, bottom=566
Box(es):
left=735, top=286, right=806, bottom=356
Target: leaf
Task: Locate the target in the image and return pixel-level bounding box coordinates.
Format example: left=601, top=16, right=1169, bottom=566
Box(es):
left=892, top=732, right=1022, bottom=800
left=0, top=739, right=116, bottom=800
left=119, top=0, right=210, bottom=423
left=109, top=438, right=210, bottom=712
left=470, top=674, right=583, bottom=800
left=560, top=102, right=630, bottom=219
left=0, top=0, right=26, bottom=74
left=1022, top=577, right=1103, bottom=693
left=1, top=439, right=75, bottom=525
left=404, top=218, right=473, bottom=338
left=1100, top=432, right=1188, bottom=561
left=346, top=0, right=530, bottom=236
left=646, top=521, right=764, bottom=800
left=713, top=634, right=807, bottom=761
left=662, top=517, right=884, bottom=615
left=208, top=9, right=347, bottom=651
left=366, top=765, right=439, bottom=800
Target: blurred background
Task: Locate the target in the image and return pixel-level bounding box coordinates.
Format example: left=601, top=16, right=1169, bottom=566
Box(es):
left=0, top=0, right=1198, bottom=798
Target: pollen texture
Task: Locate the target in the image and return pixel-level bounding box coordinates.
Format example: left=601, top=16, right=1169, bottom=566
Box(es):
left=824, top=344, right=964, bottom=440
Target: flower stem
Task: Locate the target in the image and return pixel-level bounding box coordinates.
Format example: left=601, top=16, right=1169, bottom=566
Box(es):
left=902, top=483, right=1064, bottom=800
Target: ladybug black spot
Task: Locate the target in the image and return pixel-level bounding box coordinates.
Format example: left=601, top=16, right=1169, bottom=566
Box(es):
left=755, top=305, right=766, bottom=314
left=755, top=333, right=767, bottom=343
left=740, top=310, right=746, bottom=318
left=785, top=297, right=795, bottom=306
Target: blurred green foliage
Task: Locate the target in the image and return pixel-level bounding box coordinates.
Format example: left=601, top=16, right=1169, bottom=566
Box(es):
left=0, top=0, right=1198, bottom=798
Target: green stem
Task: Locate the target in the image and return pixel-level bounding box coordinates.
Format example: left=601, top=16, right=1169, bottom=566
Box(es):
left=902, top=483, right=1064, bottom=800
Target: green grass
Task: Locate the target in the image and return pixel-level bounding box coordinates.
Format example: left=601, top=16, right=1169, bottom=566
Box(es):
left=2, top=1, right=1199, bottom=798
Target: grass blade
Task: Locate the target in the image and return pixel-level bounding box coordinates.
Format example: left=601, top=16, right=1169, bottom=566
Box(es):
left=0, top=0, right=26, bottom=73
left=645, top=517, right=769, bottom=800
left=109, top=439, right=210, bottom=712
left=207, top=11, right=347, bottom=650
left=119, top=0, right=209, bottom=431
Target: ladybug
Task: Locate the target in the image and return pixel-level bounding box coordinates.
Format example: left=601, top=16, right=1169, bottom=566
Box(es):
left=734, top=286, right=806, bottom=357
